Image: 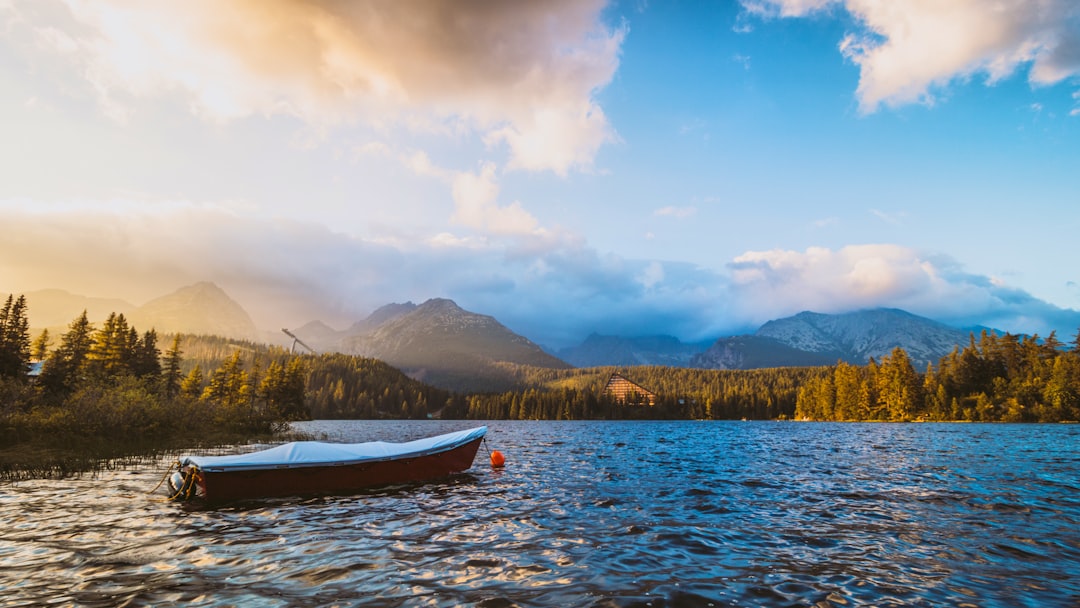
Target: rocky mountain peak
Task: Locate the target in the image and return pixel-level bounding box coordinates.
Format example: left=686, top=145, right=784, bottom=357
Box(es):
left=695, top=308, right=973, bottom=370
left=126, top=282, right=259, bottom=340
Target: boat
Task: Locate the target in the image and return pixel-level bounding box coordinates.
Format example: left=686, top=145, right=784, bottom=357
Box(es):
left=166, top=426, right=488, bottom=502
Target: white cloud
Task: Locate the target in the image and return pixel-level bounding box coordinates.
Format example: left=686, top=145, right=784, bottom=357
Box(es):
left=404, top=151, right=450, bottom=181
left=729, top=245, right=947, bottom=317
left=485, top=97, right=618, bottom=176
left=726, top=244, right=1080, bottom=335
left=654, top=205, right=698, bottom=219
left=2, top=200, right=1075, bottom=346
left=678, top=118, right=708, bottom=135
left=0, top=199, right=727, bottom=345
left=8, top=0, right=623, bottom=240
left=428, top=232, right=487, bottom=250
left=351, top=141, right=392, bottom=160
left=20, top=0, right=624, bottom=175
left=638, top=261, right=665, bottom=290
left=741, top=0, right=835, bottom=18
left=354, top=143, right=545, bottom=237
left=450, top=162, right=541, bottom=236
left=744, top=0, right=1080, bottom=113
left=34, top=25, right=77, bottom=53
left=870, top=208, right=905, bottom=225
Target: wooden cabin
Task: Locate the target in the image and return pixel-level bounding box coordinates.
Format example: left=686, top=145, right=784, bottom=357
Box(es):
left=603, top=372, right=656, bottom=406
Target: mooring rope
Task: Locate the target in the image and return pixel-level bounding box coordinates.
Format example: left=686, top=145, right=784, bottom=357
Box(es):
left=146, top=461, right=180, bottom=495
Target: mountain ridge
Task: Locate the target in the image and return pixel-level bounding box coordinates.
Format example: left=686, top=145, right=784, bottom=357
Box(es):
left=337, top=298, right=570, bottom=390
left=126, top=282, right=260, bottom=340
left=557, top=333, right=711, bottom=368
left=11, top=289, right=136, bottom=329
left=12, top=283, right=1027, bottom=383
left=692, top=308, right=976, bottom=370
left=10, top=283, right=259, bottom=340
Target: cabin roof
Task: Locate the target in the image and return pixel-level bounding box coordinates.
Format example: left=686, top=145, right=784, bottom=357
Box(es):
left=602, top=372, right=656, bottom=405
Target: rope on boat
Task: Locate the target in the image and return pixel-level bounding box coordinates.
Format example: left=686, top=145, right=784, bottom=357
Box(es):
left=147, top=461, right=181, bottom=495
left=170, top=468, right=201, bottom=501
left=147, top=461, right=201, bottom=501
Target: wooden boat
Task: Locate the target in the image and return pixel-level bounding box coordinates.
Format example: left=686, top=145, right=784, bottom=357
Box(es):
left=167, top=426, right=487, bottom=502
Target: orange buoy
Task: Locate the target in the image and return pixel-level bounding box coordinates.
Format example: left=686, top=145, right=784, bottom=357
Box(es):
left=490, top=450, right=506, bottom=468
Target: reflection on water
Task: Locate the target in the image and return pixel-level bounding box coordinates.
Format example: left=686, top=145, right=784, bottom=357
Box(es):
left=1, top=421, right=1078, bottom=607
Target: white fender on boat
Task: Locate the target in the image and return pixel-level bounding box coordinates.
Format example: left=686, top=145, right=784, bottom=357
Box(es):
left=168, top=471, right=185, bottom=496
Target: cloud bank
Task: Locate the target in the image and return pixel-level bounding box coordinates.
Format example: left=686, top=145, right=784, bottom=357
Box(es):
left=20, top=0, right=624, bottom=175
left=744, top=0, right=1080, bottom=112
left=2, top=203, right=1076, bottom=346
left=728, top=245, right=1080, bottom=337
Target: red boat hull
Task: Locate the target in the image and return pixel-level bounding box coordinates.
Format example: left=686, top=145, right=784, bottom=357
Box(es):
left=186, top=436, right=484, bottom=502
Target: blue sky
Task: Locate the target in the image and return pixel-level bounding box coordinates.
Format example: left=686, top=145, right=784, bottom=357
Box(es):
left=1, top=0, right=1078, bottom=347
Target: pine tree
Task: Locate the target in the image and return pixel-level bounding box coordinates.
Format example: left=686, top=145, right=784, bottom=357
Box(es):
left=863, top=358, right=882, bottom=419
left=38, top=311, right=94, bottom=394
left=877, top=347, right=921, bottom=420
left=0, top=295, right=31, bottom=379
left=130, top=329, right=162, bottom=380
left=1044, top=355, right=1080, bottom=421
left=202, top=351, right=249, bottom=408
left=87, top=312, right=133, bottom=378
left=180, top=365, right=205, bottom=400
left=1043, top=331, right=1063, bottom=358
left=954, top=334, right=986, bottom=398
left=833, top=361, right=862, bottom=421
left=31, top=329, right=50, bottom=363
left=161, top=334, right=184, bottom=398
left=279, top=358, right=308, bottom=419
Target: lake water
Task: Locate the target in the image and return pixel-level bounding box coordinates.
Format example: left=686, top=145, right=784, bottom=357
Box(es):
left=1, top=420, right=1078, bottom=607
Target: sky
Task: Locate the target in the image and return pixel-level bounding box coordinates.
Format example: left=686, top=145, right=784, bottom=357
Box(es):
left=1, top=0, right=1079, bottom=348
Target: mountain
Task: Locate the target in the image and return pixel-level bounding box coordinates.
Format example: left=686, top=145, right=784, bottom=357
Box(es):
left=11, top=283, right=261, bottom=342
left=558, top=334, right=710, bottom=368
left=755, top=308, right=970, bottom=366
left=284, top=320, right=341, bottom=352
left=691, top=335, right=840, bottom=369
left=340, top=298, right=570, bottom=391
left=692, top=308, right=971, bottom=370
left=126, top=282, right=260, bottom=340
left=287, top=302, right=420, bottom=352
left=346, top=302, right=418, bottom=335
left=13, top=289, right=135, bottom=329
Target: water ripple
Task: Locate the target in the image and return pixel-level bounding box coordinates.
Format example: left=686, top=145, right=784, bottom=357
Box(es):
left=1, top=421, right=1078, bottom=607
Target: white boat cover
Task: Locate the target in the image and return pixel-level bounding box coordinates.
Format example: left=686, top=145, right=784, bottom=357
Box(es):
left=182, top=426, right=487, bottom=472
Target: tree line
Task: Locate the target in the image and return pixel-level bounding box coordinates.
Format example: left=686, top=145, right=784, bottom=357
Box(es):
left=0, top=296, right=306, bottom=448
left=448, top=366, right=824, bottom=420
left=5, top=293, right=1079, bottom=440
left=304, top=353, right=461, bottom=419
left=795, top=330, right=1080, bottom=422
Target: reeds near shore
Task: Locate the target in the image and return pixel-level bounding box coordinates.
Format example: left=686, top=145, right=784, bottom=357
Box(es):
left=0, top=377, right=304, bottom=481
left=0, top=426, right=313, bottom=482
